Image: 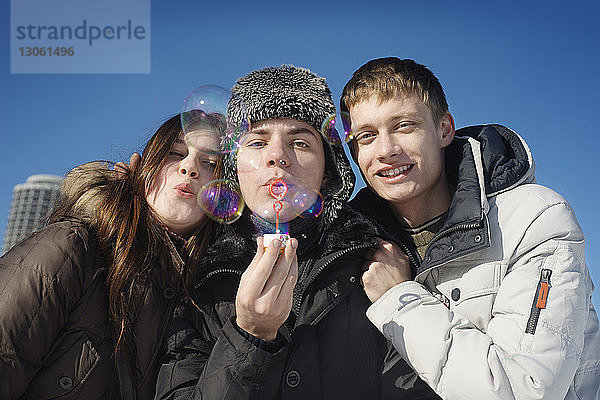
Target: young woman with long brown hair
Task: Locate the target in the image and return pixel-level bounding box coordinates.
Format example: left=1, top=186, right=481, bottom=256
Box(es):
left=0, top=113, right=222, bottom=399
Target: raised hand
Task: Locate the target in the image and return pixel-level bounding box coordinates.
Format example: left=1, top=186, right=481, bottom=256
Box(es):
left=114, top=153, right=141, bottom=177
left=235, top=236, right=298, bottom=341
left=361, top=239, right=411, bottom=303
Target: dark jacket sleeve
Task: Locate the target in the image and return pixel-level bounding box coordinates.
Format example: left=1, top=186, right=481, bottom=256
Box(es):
left=155, top=302, right=288, bottom=400
left=0, top=223, right=94, bottom=399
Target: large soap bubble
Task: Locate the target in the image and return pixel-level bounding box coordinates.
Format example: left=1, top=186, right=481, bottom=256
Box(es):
left=197, top=179, right=244, bottom=224
left=181, top=85, right=248, bottom=155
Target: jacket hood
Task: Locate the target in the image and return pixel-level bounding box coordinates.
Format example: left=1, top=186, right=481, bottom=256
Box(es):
left=449, top=124, right=535, bottom=197
left=441, top=124, right=535, bottom=235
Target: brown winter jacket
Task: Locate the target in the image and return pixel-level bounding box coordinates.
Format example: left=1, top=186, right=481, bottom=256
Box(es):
left=0, top=219, right=183, bottom=399
left=0, top=220, right=117, bottom=399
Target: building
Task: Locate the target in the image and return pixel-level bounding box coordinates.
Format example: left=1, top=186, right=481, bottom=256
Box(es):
left=2, top=174, right=63, bottom=255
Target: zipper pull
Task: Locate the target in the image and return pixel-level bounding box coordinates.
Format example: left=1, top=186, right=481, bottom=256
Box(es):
left=525, top=268, right=552, bottom=334
left=535, top=269, right=552, bottom=309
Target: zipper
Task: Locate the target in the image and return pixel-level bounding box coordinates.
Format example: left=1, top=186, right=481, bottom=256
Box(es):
left=428, top=221, right=481, bottom=250
left=417, top=221, right=482, bottom=274
left=525, top=268, right=552, bottom=334
left=292, top=243, right=372, bottom=317
left=367, top=217, right=421, bottom=271
left=195, top=245, right=374, bottom=333
left=194, top=268, right=242, bottom=290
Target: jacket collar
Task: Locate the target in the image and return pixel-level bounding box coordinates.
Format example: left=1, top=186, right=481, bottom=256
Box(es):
left=196, top=204, right=378, bottom=285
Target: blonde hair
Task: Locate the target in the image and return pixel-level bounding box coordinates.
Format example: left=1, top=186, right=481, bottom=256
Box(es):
left=341, top=57, right=448, bottom=124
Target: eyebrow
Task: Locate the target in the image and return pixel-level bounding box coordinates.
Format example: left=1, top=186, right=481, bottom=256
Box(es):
left=250, top=127, right=319, bottom=139
left=354, top=112, right=422, bottom=131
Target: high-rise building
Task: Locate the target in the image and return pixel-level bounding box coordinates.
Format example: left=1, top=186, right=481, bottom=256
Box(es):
left=2, top=174, right=63, bottom=255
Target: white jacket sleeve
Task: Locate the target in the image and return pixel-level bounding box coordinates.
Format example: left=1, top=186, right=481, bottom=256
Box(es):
left=367, top=201, right=593, bottom=400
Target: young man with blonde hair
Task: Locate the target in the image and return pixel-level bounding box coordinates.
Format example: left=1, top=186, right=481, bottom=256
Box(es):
left=342, top=57, right=600, bottom=399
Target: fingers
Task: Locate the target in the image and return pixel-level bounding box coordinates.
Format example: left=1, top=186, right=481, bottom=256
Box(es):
left=130, top=152, right=141, bottom=170
left=277, top=253, right=298, bottom=304
left=248, top=236, right=265, bottom=268
left=113, top=161, right=129, bottom=177
left=243, top=238, right=284, bottom=298
left=113, top=153, right=141, bottom=177
left=368, top=240, right=406, bottom=263
left=263, top=238, right=297, bottom=297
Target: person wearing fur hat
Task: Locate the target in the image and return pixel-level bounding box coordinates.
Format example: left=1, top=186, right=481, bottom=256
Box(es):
left=154, top=65, right=439, bottom=399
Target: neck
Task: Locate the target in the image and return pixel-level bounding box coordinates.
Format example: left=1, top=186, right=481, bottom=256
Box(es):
left=250, top=213, right=289, bottom=235
left=249, top=211, right=320, bottom=255
left=389, top=178, right=453, bottom=228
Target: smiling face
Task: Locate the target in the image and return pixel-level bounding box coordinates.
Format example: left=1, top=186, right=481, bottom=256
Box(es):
left=236, top=118, right=326, bottom=223
left=349, top=95, right=455, bottom=226
left=145, top=130, right=218, bottom=235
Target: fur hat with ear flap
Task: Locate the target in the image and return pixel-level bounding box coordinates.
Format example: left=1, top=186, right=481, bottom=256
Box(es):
left=226, top=64, right=356, bottom=233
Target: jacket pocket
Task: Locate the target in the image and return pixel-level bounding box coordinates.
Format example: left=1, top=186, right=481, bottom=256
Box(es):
left=438, top=262, right=502, bottom=331
left=26, top=331, right=101, bottom=399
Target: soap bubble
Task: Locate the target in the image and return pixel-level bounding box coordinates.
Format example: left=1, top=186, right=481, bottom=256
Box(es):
left=252, top=180, right=323, bottom=224
left=340, top=111, right=354, bottom=143
left=320, top=113, right=342, bottom=144
left=290, top=188, right=323, bottom=218
left=181, top=85, right=248, bottom=155
left=197, top=179, right=244, bottom=224
left=235, top=143, right=261, bottom=174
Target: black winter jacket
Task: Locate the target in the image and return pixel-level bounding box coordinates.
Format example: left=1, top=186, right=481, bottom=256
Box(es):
left=155, top=206, right=437, bottom=400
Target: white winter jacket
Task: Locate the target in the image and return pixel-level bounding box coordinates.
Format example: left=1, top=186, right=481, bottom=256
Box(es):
left=353, top=125, right=600, bottom=399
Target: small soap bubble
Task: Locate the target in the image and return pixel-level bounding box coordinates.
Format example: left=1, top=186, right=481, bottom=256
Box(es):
left=181, top=85, right=248, bottom=155
left=197, top=179, right=244, bottom=224
left=321, top=113, right=342, bottom=144
left=268, top=179, right=288, bottom=200
left=340, top=111, right=354, bottom=143
left=291, top=188, right=323, bottom=218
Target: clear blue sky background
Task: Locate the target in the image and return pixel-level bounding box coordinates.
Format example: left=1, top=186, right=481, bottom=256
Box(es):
left=1, top=0, right=599, bottom=309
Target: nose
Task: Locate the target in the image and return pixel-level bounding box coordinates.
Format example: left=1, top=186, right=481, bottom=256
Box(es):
left=375, top=132, right=401, bottom=161
left=178, top=156, right=199, bottom=178
left=266, top=139, right=290, bottom=168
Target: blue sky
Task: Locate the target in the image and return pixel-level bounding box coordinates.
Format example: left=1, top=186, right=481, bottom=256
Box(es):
left=1, top=0, right=599, bottom=308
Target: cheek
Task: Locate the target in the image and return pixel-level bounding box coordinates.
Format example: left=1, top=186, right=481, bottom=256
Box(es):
left=146, top=165, right=173, bottom=202
left=356, top=149, right=372, bottom=172
left=146, top=177, right=162, bottom=204
left=238, top=178, right=257, bottom=208
left=198, top=167, right=215, bottom=187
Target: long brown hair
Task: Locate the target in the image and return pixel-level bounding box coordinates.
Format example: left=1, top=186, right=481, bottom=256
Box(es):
left=49, top=114, right=221, bottom=368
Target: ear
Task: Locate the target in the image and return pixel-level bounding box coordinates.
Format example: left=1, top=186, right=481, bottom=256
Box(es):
left=321, top=171, right=330, bottom=186
left=439, top=112, right=455, bottom=148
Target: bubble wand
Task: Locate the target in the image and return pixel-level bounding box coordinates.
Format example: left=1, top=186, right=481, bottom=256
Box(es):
left=264, top=179, right=290, bottom=251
